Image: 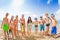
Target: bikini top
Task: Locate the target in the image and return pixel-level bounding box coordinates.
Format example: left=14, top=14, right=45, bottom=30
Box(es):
left=45, top=17, right=50, bottom=24
left=10, top=20, right=14, bottom=24
left=14, top=19, right=18, bottom=24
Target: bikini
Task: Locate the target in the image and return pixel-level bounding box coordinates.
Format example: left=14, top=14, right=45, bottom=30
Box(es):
left=45, top=17, right=50, bottom=26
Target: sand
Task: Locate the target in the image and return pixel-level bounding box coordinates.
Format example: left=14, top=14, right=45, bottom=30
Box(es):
left=0, top=23, right=60, bottom=40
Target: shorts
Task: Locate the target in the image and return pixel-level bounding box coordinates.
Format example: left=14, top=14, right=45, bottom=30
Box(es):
left=40, top=25, right=44, bottom=31
left=51, top=26, right=57, bottom=35
left=35, top=25, right=38, bottom=28
left=46, top=23, right=50, bottom=26
left=2, top=24, right=9, bottom=32
left=27, top=23, right=32, bottom=29
left=21, top=24, right=25, bottom=32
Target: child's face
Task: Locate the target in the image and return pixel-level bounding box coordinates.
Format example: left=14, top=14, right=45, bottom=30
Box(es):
left=45, top=14, right=48, bottom=17
left=11, top=16, right=14, bottom=19
left=51, top=16, right=54, bottom=19
left=35, top=19, right=37, bottom=21
left=16, top=16, right=18, bottom=19
left=28, top=17, right=31, bottom=20
left=6, top=13, right=9, bottom=17
left=22, top=15, right=24, bottom=18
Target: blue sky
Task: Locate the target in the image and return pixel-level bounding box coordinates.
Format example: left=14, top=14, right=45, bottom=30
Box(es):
left=0, top=0, right=60, bottom=21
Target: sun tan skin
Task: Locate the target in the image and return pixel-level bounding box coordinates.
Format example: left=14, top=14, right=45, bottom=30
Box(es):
left=27, top=17, right=32, bottom=35
left=45, top=13, right=51, bottom=35
left=51, top=17, right=57, bottom=27
left=51, top=16, right=57, bottom=37
left=33, top=18, right=38, bottom=33
left=2, top=13, right=9, bottom=40
left=39, top=16, right=45, bottom=25
left=39, top=16, right=45, bottom=34
left=20, top=15, right=25, bottom=36
left=9, top=16, right=15, bottom=39
left=14, top=15, right=18, bottom=36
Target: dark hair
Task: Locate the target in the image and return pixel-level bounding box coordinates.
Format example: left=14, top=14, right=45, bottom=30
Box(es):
left=27, top=16, right=32, bottom=23
left=51, top=14, right=55, bottom=17
left=40, top=16, right=42, bottom=18
left=35, top=18, right=37, bottom=20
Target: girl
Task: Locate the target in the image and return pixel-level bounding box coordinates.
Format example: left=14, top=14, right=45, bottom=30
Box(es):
left=14, top=15, right=18, bottom=38
left=33, top=18, right=38, bottom=34
left=9, top=16, right=15, bottom=39
left=27, top=16, right=32, bottom=35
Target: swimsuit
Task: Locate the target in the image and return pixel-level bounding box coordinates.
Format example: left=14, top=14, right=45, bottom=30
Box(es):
left=35, top=25, right=38, bottom=28
left=21, top=24, right=25, bottom=32
left=40, top=25, right=44, bottom=31
left=27, top=23, right=32, bottom=30
left=46, top=23, right=50, bottom=26
left=51, top=26, right=57, bottom=35
left=2, top=24, right=9, bottom=32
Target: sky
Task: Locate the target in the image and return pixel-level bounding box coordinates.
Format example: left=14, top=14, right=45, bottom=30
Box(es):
left=0, top=0, right=60, bottom=21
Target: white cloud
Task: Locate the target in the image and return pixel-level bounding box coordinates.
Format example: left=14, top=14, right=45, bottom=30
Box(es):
left=58, top=0, right=60, bottom=5
left=56, top=9, right=60, bottom=20
left=0, top=0, right=25, bottom=20
left=0, top=0, right=40, bottom=21
left=47, top=0, right=52, bottom=4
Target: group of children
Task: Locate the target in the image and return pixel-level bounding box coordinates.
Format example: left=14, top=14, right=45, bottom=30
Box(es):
left=2, top=13, right=57, bottom=40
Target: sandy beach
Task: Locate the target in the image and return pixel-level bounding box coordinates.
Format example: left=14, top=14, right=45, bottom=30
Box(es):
left=0, top=22, right=60, bottom=40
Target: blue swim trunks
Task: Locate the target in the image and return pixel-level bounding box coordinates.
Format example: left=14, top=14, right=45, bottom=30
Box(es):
left=51, top=26, right=57, bottom=35
left=40, top=25, right=44, bottom=31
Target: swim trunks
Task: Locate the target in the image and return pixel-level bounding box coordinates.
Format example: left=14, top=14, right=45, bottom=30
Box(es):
left=46, top=23, right=50, bottom=26
left=2, top=24, right=9, bottom=32
left=35, top=25, right=38, bottom=28
left=40, top=25, right=44, bottom=31
left=51, top=26, right=57, bottom=35
left=21, top=24, right=25, bottom=32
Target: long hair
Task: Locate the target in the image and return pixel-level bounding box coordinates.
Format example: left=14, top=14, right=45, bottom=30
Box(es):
left=27, top=16, right=32, bottom=23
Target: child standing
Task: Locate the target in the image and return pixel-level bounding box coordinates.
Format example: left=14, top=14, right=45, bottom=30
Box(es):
left=51, top=14, right=57, bottom=38
left=9, top=16, right=15, bottom=39
left=20, top=14, right=25, bottom=36
left=45, top=13, right=51, bottom=35
left=14, top=15, right=18, bottom=38
left=27, top=16, right=32, bottom=35
left=39, top=16, right=45, bottom=34
left=2, top=13, right=9, bottom=40
left=33, top=18, right=38, bottom=34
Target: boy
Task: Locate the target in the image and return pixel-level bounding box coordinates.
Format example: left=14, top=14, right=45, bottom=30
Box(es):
left=2, top=13, right=9, bottom=40
left=51, top=14, right=57, bottom=38
left=20, top=14, right=25, bottom=36
left=39, top=16, right=45, bottom=34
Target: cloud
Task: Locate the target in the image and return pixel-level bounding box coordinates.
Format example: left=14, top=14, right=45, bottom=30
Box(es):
left=56, top=9, right=60, bottom=20
left=0, top=9, right=5, bottom=20
left=58, top=0, right=60, bottom=5
left=47, top=0, right=52, bottom=4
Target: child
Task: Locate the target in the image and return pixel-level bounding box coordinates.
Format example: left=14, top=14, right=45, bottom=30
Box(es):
left=2, top=13, right=9, bottom=40
left=9, top=16, right=15, bottom=39
left=45, top=13, right=51, bottom=35
left=33, top=18, right=38, bottom=34
left=20, top=14, right=25, bottom=36
left=51, top=14, right=57, bottom=38
left=14, top=15, right=18, bottom=37
left=39, top=16, right=45, bottom=34
left=27, top=16, right=32, bottom=35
